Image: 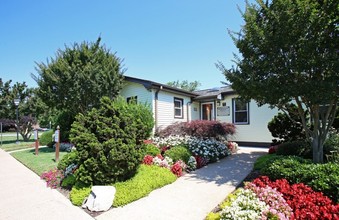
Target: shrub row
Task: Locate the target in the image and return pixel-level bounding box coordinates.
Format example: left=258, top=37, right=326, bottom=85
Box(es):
left=259, top=156, right=339, bottom=203
left=156, top=120, right=236, bottom=138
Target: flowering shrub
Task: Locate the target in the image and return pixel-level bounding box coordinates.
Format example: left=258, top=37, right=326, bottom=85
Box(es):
left=186, top=156, right=197, bottom=171
left=227, top=141, right=238, bottom=153
left=195, top=156, right=209, bottom=168
left=171, top=161, right=183, bottom=177
left=220, top=188, right=268, bottom=220
left=151, top=135, right=191, bottom=147
left=40, top=168, right=63, bottom=188
left=143, top=155, right=154, bottom=165
left=252, top=176, right=339, bottom=220
left=153, top=156, right=173, bottom=168
left=156, top=120, right=236, bottom=138
left=188, top=138, right=230, bottom=162
left=245, top=182, right=292, bottom=219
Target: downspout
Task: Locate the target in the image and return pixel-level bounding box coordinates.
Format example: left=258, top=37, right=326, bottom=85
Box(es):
left=187, top=101, right=192, bottom=122
left=154, top=86, right=163, bottom=129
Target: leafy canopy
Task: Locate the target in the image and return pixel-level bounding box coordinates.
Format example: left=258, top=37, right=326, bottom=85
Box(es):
left=220, top=0, right=338, bottom=163
left=33, top=37, right=124, bottom=116
left=167, top=80, right=201, bottom=92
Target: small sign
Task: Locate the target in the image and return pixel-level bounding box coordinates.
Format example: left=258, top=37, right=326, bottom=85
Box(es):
left=34, top=130, right=38, bottom=140
left=54, top=130, right=59, bottom=142
left=217, top=106, right=230, bottom=116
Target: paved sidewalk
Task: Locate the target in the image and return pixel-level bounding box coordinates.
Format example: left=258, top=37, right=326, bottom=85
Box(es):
left=0, top=147, right=266, bottom=220
left=0, top=149, right=93, bottom=220
left=96, top=147, right=267, bottom=220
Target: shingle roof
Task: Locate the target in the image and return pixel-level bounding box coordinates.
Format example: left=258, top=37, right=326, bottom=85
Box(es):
left=194, top=86, right=235, bottom=100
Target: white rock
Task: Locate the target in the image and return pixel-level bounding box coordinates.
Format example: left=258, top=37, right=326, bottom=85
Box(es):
left=82, top=185, right=116, bottom=212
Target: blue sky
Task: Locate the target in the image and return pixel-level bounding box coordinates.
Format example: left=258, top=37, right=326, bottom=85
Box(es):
left=0, top=0, right=250, bottom=90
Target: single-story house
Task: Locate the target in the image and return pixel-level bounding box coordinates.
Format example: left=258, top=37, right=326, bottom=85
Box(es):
left=121, top=76, right=278, bottom=146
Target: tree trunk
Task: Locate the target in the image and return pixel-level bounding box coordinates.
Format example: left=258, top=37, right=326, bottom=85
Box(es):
left=312, top=133, right=324, bottom=163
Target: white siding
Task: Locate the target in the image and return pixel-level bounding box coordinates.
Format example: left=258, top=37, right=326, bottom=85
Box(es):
left=216, top=94, right=278, bottom=143
left=120, top=82, right=153, bottom=108
left=156, top=91, right=191, bottom=130
left=190, top=101, right=200, bottom=121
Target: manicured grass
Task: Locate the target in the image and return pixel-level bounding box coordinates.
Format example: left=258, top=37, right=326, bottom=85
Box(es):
left=11, top=147, right=68, bottom=175
left=0, top=132, right=44, bottom=152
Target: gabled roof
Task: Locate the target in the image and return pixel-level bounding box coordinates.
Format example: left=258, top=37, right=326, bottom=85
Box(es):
left=124, top=75, right=236, bottom=101
left=124, top=76, right=199, bottom=98
left=194, top=86, right=236, bottom=101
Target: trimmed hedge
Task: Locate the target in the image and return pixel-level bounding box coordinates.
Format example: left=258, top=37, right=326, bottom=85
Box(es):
left=143, top=144, right=161, bottom=157
left=163, top=146, right=192, bottom=163
left=276, top=141, right=312, bottom=159
left=259, top=156, right=339, bottom=203
left=39, top=129, right=54, bottom=146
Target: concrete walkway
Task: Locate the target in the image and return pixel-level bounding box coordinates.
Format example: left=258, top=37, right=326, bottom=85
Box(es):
left=0, top=149, right=94, bottom=220
left=0, top=147, right=266, bottom=220
left=96, top=147, right=267, bottom=220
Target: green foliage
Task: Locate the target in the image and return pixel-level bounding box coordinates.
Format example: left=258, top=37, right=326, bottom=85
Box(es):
left=206, top=212, right=220, bottom=220
left=221, top=0, right=338, bottom=163
left=267, top=105, right=306, bottom=143
left=166, top=80, right=201, bottom=92
left=276, top=141, right=312, bottom=159
left=70, top=185, right=91, bottom=206
left=54, top=110, right=75, bottom=141
left=143, top=144, right=160, bottom=157
left=39, top=129, right=54, bottom=146
left=33, top=37, right=125, bottom=140
left=61, top=175, right=76, bottom=188
left=70, top=96, right=154, bottom=186
left=69, top=165, right=177, bottom=207
left=260, top=156, right=339, bottom=203
left=324, top=131, right=339, bottom=159
left=253, top=154, right=282, bottom=170
left=113, top=165, right=177, bottom=207
left=164, top=146, right=192, bottom=163
left=57, top=151, right=79, bottom=170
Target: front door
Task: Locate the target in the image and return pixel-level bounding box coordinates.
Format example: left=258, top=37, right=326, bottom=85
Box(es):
left=202, top=103, right=214, bottom=120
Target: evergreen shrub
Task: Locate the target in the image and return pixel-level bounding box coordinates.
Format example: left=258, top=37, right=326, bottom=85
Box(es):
left=276, top=141, right=312, bottom=159
left=70, top=96, right=154, bottom=186
left=57, top=151, right=79, bottom=171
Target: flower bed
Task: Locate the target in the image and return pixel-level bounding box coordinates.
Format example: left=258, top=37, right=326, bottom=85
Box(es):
left=207, top=176, right=339, bottom=220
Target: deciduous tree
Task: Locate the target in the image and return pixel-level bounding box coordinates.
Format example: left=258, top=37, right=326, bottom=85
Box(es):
left=220, top=0, right=338, bottom=163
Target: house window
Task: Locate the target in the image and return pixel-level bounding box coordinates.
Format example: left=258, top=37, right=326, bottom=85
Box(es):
left=127, top=96, right=138, bottom=104
left=232, top=98, right=249, bottom=124
left=174, top=98, right=184, bottom=118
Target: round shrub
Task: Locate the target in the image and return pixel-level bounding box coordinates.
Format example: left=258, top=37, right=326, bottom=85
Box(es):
left=164, top=146, right=191, bottom=163
left=57, top=151, right=79, bottom=171
left=276, top=141, right=312, bottom=159
left=70, top=96, right=154, bottom=186
left=143, top=144, right=160, bottom=157
left=39, top=129, right=54, bottom=146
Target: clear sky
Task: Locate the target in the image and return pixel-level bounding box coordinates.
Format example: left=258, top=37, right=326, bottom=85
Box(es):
left=0, top=0, right=250, bottom=90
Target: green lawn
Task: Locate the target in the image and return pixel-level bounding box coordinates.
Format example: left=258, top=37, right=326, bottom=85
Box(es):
left=11, top=147, right=68, bottom=176
left=0, top=132, right=43, bottom=152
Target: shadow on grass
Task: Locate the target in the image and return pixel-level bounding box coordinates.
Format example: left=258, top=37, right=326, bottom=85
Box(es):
left=0, top=139, right=34, bottom=145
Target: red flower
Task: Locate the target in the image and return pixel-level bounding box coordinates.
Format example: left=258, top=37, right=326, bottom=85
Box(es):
left=143, top=155, right=153, bottom=165
left=171, top=162, right=183, bottom=177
